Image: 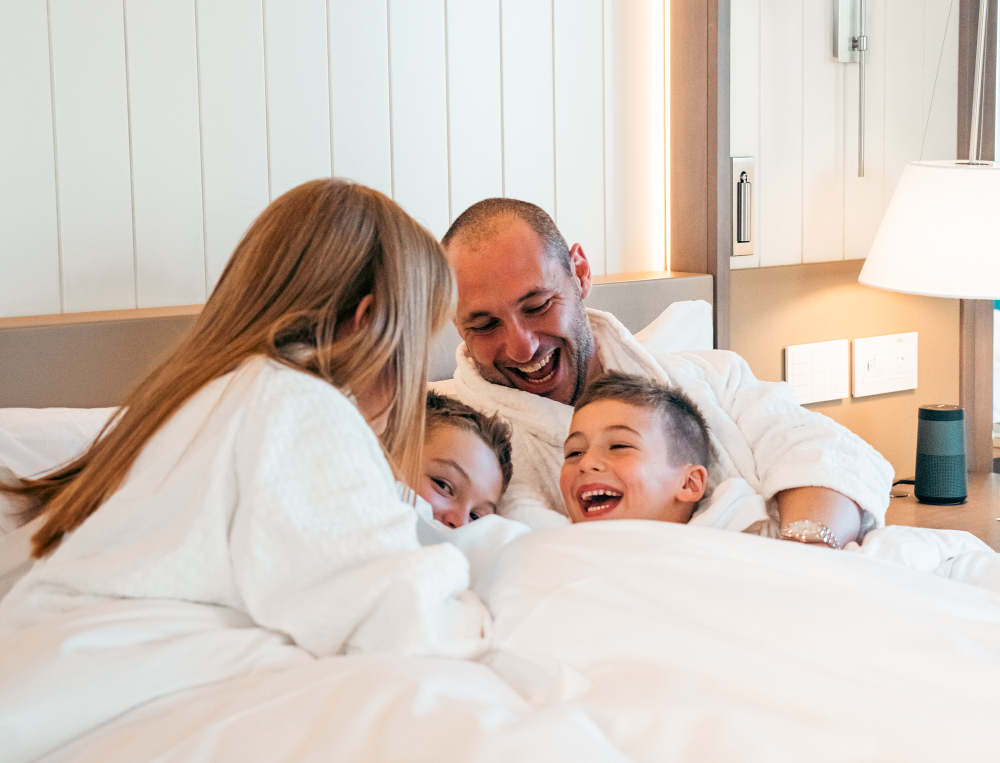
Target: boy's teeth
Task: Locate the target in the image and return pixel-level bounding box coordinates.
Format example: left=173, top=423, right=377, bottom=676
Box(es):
left=581, top=489, right=623, bottom=500
left=517, top=350, right=554, bottom=374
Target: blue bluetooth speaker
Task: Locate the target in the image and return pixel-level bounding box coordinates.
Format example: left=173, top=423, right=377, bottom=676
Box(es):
left=914, top=404, right=967, bottom=505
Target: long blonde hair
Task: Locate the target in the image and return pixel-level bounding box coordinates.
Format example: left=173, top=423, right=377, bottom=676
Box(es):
left=10, top=179, right=454, bottom=558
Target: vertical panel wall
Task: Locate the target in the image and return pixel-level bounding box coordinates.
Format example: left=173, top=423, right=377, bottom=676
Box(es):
left=388, top=0, right=450, bottom=238
left=329, top=0, right=393, bottom=198
left=446, top=0, right=503, bottom=223
left=731, top=0, right=959, bottom=269
left=604, top=0, right=667, bottom=274
left=197, top=0, right=270, bottom=290
left=0, top=0, right=61, bottom=317
left=554, top=0, right=607, bottom=275
left=0, top=0, right=670, bottom=319
left=501, top=0, right=556, bottom=218
left=50, top=0, right=135, bottom=312
left=263, top=0, right=333, bottom=200
left=729, top=0, right=760, bottom=271
left=125, top=0, right=206, bottom=308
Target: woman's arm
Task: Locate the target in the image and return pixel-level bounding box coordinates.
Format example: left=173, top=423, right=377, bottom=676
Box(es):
left=229, top=367, right=489, bottom=658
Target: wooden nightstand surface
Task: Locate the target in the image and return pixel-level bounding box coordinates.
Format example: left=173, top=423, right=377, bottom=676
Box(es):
left=885, top=472, right=1000, bottom=551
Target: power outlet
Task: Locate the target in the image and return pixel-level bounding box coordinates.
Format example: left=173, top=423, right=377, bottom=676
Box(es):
left=784, top=339, right=850, bottom=404
left=852, top=332, right=918, bottom=398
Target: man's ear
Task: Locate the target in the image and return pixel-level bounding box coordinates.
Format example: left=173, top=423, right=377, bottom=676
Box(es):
left=569, top=244, right=593, bottom=299
left=676, top=465, right=708, bottom=503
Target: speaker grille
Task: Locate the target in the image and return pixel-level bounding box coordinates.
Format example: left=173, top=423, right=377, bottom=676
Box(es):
left=914, top=453, right=967, bottom=502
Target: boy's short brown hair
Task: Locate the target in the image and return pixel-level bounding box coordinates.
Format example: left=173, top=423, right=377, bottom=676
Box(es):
left=426, top=392, right=514, bottom=492
left=573, top=372, right=711, bottom=468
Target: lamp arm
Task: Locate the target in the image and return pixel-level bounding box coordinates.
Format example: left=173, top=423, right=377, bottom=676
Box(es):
left=968, top=0, right=990, bottom=163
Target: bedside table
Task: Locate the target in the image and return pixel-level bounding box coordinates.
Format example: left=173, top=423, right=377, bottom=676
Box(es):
left=885, top=472, right=1000, bottom=551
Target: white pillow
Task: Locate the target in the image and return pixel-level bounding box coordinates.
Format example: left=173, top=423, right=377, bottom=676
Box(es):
left=633, top=299, right=713, bottom=353
left=0, top=408, right=116, bottom=600
left=0, top=407, right=118, bottom=481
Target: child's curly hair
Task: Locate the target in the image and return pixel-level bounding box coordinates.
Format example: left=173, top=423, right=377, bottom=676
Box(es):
left=426, top=392, right=514, bottom=493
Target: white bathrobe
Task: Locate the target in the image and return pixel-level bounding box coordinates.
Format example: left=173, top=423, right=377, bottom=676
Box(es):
left=0, top=356, right=488, bottom=763
left=434, top=309, right=894, bottom=533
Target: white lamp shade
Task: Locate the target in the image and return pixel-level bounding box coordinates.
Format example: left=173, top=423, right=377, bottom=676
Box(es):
left=858, top=160, right=1000, bottom=299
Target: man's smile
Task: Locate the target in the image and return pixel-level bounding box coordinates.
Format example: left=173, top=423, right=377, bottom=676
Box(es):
left=511, top=348, right=559, bottom=385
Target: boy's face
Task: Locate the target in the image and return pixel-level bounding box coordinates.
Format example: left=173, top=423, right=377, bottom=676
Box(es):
left=419, top=424, right=503, bottom=528
left=560, top=399, right=705, bottom=524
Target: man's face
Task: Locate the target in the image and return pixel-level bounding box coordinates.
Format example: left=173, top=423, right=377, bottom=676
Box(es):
left=449, top=219, right=596, bottom=406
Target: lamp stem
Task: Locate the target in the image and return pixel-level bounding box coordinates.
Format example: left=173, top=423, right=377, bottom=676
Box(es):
left=968, top=0, right=990, bottom=163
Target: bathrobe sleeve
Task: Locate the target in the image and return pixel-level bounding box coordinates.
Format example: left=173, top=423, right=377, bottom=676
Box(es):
left=229, top=371, right=489, bottom=659
left=653, top=349, right=894, bottom=528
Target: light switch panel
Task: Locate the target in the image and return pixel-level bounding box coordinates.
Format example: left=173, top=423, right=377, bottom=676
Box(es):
left=784, top=339, right=850, bottom=404
left=852, top=332, right=918, bottom=398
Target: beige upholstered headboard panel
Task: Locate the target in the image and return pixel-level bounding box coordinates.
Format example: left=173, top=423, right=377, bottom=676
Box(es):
left=0, top=271, right=712, bottom=408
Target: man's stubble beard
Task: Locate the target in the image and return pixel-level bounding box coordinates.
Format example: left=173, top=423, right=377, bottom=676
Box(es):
left=471, top=301, right=596, bottom=406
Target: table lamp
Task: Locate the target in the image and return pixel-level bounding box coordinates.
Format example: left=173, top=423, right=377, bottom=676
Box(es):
left=857, top=0, right=1000, bottom=503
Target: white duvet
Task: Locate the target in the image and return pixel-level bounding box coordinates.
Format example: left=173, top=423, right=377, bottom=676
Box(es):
left=18, top=521, right=1000, bottom=763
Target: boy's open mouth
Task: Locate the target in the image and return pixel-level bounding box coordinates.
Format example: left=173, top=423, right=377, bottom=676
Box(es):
left=578, top=487, right=623, bottom=514
left=513, top=349, right=558, bottom=386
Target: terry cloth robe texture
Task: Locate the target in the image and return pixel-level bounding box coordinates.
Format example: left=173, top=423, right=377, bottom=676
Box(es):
left=0, top=357, right=488, bottom=763
left=434, top=309, right=893, bottom=533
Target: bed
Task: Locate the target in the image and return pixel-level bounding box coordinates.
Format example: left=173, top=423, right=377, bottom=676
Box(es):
left=3, top=272, right=1000, bottom=763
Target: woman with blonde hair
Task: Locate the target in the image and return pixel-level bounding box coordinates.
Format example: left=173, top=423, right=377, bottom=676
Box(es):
left=0, top=179, right=488, bottom=763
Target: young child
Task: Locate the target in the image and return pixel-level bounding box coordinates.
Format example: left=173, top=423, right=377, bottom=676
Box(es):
left=418, top=392, right=514, bottom=528
left=560, top=372, right=710, bottom=525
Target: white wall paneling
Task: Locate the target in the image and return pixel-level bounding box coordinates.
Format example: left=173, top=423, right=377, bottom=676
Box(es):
left=263, top=0, right=332, bottom=200
left=884, top=0, right=927, bottom=208
left=126, top=0, right=206, bottom=308
left=843, top=0, right=886, bottom=261
left=197, top=0, right=270, bottom=291
left=802, top=0, right=845, bottom=264
left=329, top=0, right=393, bottom=198
left=758, top=0, right=803, bottom=268
left=0, top=0, right=671, bottom=319
left=603, top=0, right=666, bottom=274
left=446, top=0, right=503, bottom=224
left=50, top=0, right=135, bottom=312
left=388, top=0, right=450, bottom=239
left=501, top=0, right=556, bottom=218
left=0, top=0, right=61, bottom=317
left=729, top=0, right=761, bottom=271
left=731, top=0, right=959, bottom=269
left=554, top=0, right=606, bottom=275
left=924, top=0, right=959, bottom=161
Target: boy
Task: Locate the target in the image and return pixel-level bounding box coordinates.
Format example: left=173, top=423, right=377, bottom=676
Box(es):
left=418, top=392, right=514, bottom=528
left=560, top=372, right=710, bottom=525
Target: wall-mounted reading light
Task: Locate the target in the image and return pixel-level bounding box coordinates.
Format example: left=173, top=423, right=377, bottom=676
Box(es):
left=834, top=0, right=868, bottom=177
left=731, top=157, right=754, bottom=257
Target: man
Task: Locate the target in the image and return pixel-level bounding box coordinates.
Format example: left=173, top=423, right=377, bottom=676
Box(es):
left=434, top=198, right=893, bottom=546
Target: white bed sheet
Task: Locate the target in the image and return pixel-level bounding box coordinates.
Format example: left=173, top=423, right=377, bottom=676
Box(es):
left=20, top=522, right=1000, bottom=763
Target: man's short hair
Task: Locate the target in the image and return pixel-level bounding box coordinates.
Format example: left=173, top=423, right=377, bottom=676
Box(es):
left=426, top=391, right=514, bottom=492
left=441, top=198, right=572, bottom=275
left=573, top=372, right=711, bottom=468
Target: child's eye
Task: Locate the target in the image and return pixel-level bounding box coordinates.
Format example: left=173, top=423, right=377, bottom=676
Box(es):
left=432, top=478, right=453, bottom=496
left=564, top=449, right=583, bottom=460
left=609, top=443, right=633, bottom=450
left=469, top=511, right=481, bottom=521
